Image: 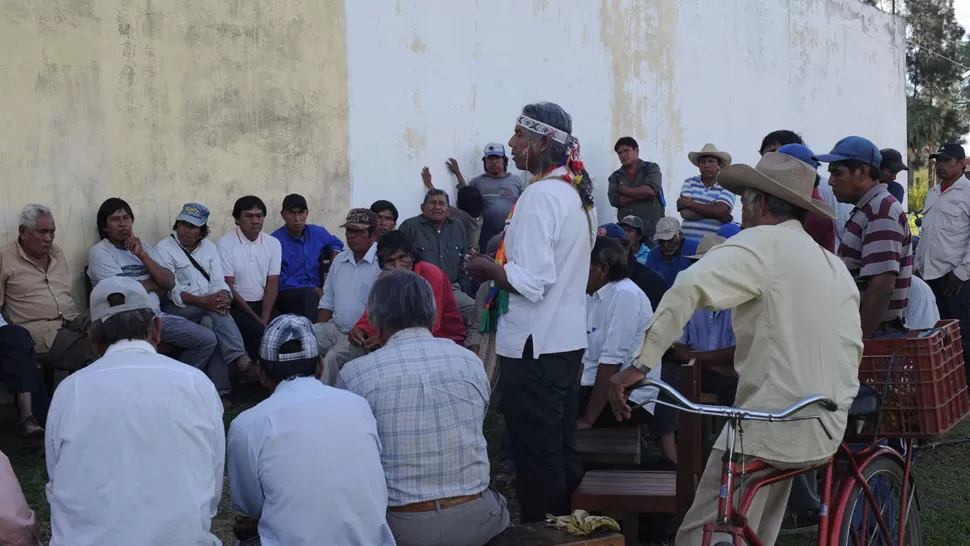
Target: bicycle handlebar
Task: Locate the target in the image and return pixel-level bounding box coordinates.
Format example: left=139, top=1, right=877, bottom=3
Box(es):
left=629, top=378, right=839, bottom=423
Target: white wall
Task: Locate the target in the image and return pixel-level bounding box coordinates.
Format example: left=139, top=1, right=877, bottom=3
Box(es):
left=345, top=0, right=907, bottom=224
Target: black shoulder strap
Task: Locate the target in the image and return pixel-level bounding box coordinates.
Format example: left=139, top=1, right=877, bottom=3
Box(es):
left=171, top=235, right=210, bottom=282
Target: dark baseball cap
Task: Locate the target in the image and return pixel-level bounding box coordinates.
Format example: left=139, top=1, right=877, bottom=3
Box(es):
left=879, top=148, right=908, bottom=172
left=929, top=143, right=966, bottom=162
left=281, top=193, right=309, bottom=211
left=618, top=215, right=644, bottom=234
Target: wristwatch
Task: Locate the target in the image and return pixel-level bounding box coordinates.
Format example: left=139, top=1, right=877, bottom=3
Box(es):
left=631, top=357, right=651, bottom=374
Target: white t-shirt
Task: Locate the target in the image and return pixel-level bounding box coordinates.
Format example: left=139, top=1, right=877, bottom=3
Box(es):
left=87, top=238, right=165, bottom=311
left=155, top=235, right=231, bottom=308
left=907, top=276, right=941, bottom=330
left=217, top=229, right=283, bottom=302
left=499, top=168, right=596, bottom=358
left=45, top=340, right=224, bottom=546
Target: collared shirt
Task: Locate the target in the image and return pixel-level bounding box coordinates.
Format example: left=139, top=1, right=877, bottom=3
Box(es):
left=916, top=177, right=970, bottom=281
left=398, top=215, right=468, bottom=284
left=228, top=377, right=395, bottom=546
left=907, top=276, right=940, bottom=330
left=839, top=185, right=913, bottom=324
left=155, top=235, right=231, bottom=308
left=644, top=237, right=700, bottom=288
left=0, top=450, right=38, bottom=546
left=319, top=242, right=380, bottom=331
left=498, top=168, right=595, bottom=358
left=354, top=261, right=465, bottom=344
left=637, top=220, right=862, bottom=464
left=681, top=309, right=736, bottom=352
left=87, top=238, right=164, bottom=311
left=633, top=242, right=650, bottom=265
left=679, top=176, right=736, bottom=240
left=271, top=225, right=344, bottom=291
left=0, top=241, right=78, bottom=353
left=217, top=229, right=282, bottom=302
left=338, top=328, right=490, bottom=506
left=45, top=340, right=224, bottom=546
left=581, top=279, right=656, bottom=409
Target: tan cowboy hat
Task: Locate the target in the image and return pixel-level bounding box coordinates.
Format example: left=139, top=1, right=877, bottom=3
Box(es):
left=688, top=143, right=732, bottom=167
left=718, top=152, right=836, bottom=219
left=687, top=234, right=726, bottom=260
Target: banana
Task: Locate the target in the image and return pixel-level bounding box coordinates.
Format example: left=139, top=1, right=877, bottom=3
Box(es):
left=544, top=510, right=621, bottom=536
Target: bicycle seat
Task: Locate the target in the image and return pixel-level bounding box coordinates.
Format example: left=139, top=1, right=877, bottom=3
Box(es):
left=848, top=384, right=878, bottom=416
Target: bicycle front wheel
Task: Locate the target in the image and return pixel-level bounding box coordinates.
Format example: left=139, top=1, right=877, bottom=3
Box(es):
left=838, top=455, right=922, bottom=546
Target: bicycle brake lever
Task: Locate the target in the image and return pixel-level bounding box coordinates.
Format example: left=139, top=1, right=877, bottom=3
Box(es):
left=819, top=399, right=838, bottom=412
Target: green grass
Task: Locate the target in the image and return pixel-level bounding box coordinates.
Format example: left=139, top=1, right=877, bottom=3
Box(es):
left=6, top=388, right=970, bottom=545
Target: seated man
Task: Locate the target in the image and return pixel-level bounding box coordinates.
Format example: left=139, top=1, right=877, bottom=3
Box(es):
left=398, top=189, right=476, bottom=334
left=271, top=194, right=344, bottom=321
left=652, top=234, right=738, bottom=467
left=338, top=270, right=509, bottom=546
left=87, top=198, right=217, bottom=373
left=370, top=200, right=400, bottom=238
left=313, top=209, right=380, bottom=385
left=0, top=318, right=46, bottom=438
left=0, top=449, right=39, bottom=545
left=228, top=315, right=394, bottom=546
left=598, top=223, right=668, bottom=312
left=422, top=167, right=485, bottom=252
left=218, top=196, right=282, bottom=361
left=645, top=217, right=700, bottom=288
left=348, top=230, right=466, bottom=357
left=0, top=204, right=94, bottom=379
left=46, top=277, right=224, bottom=546
left=619, top=215, right=653, bottom=261
left=156, top=203, right=256, bottom=406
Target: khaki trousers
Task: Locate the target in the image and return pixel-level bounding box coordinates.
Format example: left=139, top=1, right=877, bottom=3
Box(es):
left=676, top=449, right=826, bottom=546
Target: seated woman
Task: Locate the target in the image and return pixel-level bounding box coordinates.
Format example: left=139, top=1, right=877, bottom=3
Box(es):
left=577, top=236, right=657, bottom=429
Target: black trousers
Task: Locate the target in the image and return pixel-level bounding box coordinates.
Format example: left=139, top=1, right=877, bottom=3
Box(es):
left=500, top=337, right=583, bottom=523
left=577, top=386, right=651, bottom=428
left=0, top=324, right=49, bottom=425
left=275, top=287, right=319, bottom=322
left=231, top=301, right=269, bottom=360
left=927, top=276, right=970, bottom=383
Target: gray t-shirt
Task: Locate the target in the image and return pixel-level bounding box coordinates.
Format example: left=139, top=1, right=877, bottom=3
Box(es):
left=87, top=238, right=164, bottom=311
left=469, top=172, right=525, bottom=247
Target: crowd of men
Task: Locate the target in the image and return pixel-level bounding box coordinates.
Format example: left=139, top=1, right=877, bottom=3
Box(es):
left=0, top=99, right=965, bottom=546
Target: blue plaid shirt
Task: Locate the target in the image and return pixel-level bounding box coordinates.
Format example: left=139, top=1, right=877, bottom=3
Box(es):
left=337, top=328, right=490, bottom=506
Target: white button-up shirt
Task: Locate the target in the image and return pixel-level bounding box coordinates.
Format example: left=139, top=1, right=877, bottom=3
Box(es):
left=218, top=229, right=282, bottom=302
left=45, top=340, right=224, bottom=546
left=907, top=276, right=941, bottom=330
left=228, top=377, right=395, bottom=546
left=318, top=242, right=380, bottom=331
left=155, top=235, right=231, bottom=307
left=916, top=177, right=970, bottom=281
left=581, top=278, right=658, bottom=410
left=499, top=167, right=596, bottom=358
left=637, top=220, right=862, bottom=464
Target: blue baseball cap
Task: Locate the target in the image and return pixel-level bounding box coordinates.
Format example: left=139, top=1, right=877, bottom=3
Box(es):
left=813, top=136, right=882, bottom=169
left=776, top=144, right=819, bottom=170
left=483, top=143, right=507, bottom=158
left=596, top=223, right=627, bottom=241
left=175, top=203, right=210, bottom=227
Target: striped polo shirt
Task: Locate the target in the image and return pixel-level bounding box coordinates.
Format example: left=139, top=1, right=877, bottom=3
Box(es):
left=838, top=185, right=913, bottom=324
left=679, top=176, right=736, bottom=240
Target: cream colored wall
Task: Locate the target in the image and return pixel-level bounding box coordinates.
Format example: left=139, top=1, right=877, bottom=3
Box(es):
left=0, top=0, right=349, bottom=304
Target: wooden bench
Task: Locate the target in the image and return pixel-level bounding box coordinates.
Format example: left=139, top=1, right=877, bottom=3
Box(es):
left=576, top=426, right=641, bottom=467
left=487, top=521, right=624, bottom=546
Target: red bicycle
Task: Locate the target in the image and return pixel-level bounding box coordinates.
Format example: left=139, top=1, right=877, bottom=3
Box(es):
left=643, top=378, right=920, bottom=545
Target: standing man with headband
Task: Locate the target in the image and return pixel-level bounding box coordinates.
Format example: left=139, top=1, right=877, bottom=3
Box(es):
left=467, top=101, right=595, bottom=523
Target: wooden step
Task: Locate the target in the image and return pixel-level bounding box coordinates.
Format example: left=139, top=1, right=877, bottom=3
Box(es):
left=572, top=470, right=677, bottom=514
left=576, top=426, right=641, bottom=466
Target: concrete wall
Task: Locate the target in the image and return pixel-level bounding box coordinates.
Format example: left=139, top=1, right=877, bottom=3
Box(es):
left=0, top=0, right=350, bottom=302
left=0, top=0, right=904, bottom=303
left=347, top=0, right=907, bottom=224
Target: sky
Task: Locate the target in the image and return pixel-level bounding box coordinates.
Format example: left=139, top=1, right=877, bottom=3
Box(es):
left=958, top=0, right=970, bottom=35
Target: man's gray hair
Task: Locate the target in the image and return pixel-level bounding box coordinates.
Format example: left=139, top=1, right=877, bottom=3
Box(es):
left=366, top=269, right=437, bottom=334
left=19, top=204, right=53, bottom=231
left=521, top=102, right=572, bottom=175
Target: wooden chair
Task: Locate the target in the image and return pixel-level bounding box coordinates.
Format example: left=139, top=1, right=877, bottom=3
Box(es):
left=486, top=521, right=624, bottom=546
left=576, top=426, right=642, bottom=468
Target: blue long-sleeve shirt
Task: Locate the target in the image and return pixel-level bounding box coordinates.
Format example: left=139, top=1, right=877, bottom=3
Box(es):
left=271, top=225, right=344, bottom=291
left=644, top=237, right=699, bottom=288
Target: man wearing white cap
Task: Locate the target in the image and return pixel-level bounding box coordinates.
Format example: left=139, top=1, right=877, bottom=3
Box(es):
left=445, top=143, right=525, bottom=250
left=45, top=277, right=224, bottom=546
left=610, top=152, right=863, bottom=545
left=644, top=217, right=700, bottom=289
left=228, top=315, right=394, bottom=546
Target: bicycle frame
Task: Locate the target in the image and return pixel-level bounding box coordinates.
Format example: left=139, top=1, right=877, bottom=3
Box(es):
left=700, top=416, right=916, bottom=546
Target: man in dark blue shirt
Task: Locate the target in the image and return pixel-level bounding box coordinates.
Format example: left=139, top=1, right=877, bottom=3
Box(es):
left=644, top=217, right=699, bottom=288
left=271, top=194, right=344, bottom=321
